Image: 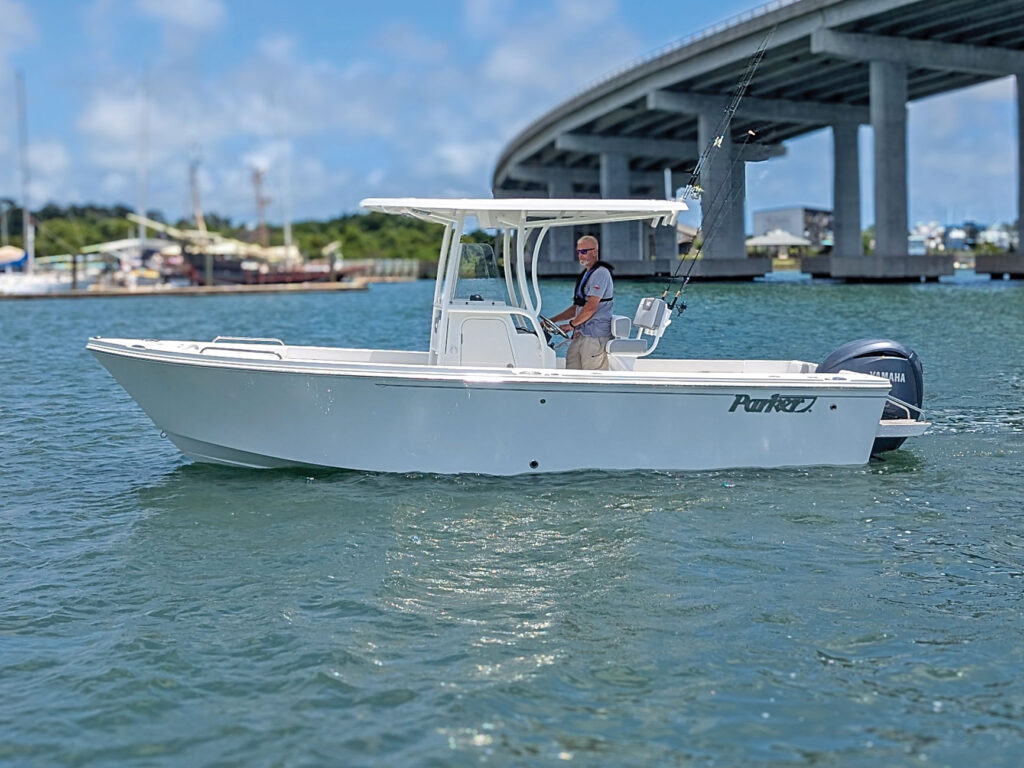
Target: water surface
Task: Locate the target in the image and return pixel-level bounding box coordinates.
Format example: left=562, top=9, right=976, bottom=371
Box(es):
left=2, top=276, right=1022, bottom=766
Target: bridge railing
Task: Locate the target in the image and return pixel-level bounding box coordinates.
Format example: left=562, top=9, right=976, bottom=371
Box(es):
left=573, top=0, right=800, bottom=99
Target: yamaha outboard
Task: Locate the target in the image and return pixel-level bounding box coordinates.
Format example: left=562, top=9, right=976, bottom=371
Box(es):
left=818, top=339, right=924, bottom=454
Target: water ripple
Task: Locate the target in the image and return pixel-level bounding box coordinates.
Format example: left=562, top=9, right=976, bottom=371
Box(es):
left=2, top=281, right=1024, bottom=766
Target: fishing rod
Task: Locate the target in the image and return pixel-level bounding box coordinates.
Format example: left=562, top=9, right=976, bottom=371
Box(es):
left=661, top=26, right=776, bottom=315
left=667, top=127, right=758, bottom=314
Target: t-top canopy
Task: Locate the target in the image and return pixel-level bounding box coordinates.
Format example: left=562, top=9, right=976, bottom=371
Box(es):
left=360, top=198, right=688, bottom=230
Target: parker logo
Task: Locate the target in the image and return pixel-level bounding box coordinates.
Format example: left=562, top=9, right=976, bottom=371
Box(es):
left=728, top=393, right=817, bottom=414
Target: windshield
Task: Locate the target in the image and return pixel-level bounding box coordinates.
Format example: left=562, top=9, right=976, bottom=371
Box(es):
left=453, top=242, right=507, bottom=303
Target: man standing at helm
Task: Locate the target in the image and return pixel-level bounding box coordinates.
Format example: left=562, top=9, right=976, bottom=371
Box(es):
left=549, top=235, right=614, bottom=370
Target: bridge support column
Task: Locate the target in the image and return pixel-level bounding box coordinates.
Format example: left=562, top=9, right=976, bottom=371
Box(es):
left=546, top=176, right=575, bottom=264
left=829, top=60, right=950, bottom=281
left=833, top=122, right=862, bottom=258
left=731, top=155, right=746, bottom=247
left=697, top=113, right=744, bottom=260
left=695, top=114, right=766, bottom=279
left=805, top=121, right=864, bottom=277
left=647, top=170, right=682, bottom=273
left=653, top=221, right=678, bottom=262
left=870, top=60, right=908, bottom=258
left=599, top=152, right=641, bottom=262
left=1019, top=74, right=1024, bottom=257
left=977, top=73, right=1024, bottom=278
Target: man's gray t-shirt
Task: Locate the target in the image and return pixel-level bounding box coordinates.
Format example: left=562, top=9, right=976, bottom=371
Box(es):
left=576, top=265, right=614, bottom=337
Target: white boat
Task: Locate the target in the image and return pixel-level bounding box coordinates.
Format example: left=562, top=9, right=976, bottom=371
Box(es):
left=0, top=256, right=102, bottom=295
left=0, top=269, right=75, bottom=295
left=88, top=198, right=928, bottom=475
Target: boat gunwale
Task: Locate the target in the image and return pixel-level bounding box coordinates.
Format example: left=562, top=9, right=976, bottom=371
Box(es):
left=87, top=337, right=894, bottom=393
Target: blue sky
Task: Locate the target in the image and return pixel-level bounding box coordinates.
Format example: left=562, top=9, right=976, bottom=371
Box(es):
left=0, top=0, right=1018, bottom=229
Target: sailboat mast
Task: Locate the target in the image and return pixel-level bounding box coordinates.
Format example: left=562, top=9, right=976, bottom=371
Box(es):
left=189, top=153, right=206, bottom=233
left=252, top=167, right=270, bottom=248
left=283, top=145, right=292, bottom=251
left=137, top=70, right=149, bottom=243
left=15, top=70, right=33, bottom=275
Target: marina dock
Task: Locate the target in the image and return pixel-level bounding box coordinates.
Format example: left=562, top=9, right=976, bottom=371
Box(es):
left=0, top=277, right=377, bottom=300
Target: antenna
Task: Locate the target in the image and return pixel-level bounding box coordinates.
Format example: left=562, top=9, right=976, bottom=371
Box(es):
left=15, top=70, right=33, bottom=275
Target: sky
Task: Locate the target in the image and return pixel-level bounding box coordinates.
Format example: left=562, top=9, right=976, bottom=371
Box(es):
left=0, top=0, right=1018, bottom=230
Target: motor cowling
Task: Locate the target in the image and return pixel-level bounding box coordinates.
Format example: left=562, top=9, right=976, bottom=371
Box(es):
left=817, top=338, right=924, bottom=454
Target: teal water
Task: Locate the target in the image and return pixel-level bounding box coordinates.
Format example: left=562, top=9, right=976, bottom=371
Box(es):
left=2, top=277, right=1022, bottom=767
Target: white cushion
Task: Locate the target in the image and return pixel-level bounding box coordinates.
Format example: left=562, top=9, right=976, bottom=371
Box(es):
left=606, top=338, right=649, bottom=356
left=633, top=297, right=667, bottom=330
left=610, top=315, right=632, bottom=338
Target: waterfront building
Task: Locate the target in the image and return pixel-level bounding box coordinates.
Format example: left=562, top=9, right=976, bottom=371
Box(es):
left=979, top=224, right=1015, bottom=251
left=752, top=207, right=833, bottom=249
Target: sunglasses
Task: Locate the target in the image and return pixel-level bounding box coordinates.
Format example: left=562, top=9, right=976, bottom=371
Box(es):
left=576, top=247, right=595, bottom=255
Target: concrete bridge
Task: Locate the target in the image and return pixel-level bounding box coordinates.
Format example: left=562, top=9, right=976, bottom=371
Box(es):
left=492, top=0, right=1024, bottom=281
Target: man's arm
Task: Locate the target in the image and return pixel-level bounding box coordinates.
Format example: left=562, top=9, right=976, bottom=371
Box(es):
left=560, top=296, right=601, bottom=331
left=549, top=306, right=576, bottom=323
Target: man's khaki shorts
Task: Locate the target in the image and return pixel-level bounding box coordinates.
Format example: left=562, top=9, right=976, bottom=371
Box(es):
left=566, top=334, right=611, bottom=370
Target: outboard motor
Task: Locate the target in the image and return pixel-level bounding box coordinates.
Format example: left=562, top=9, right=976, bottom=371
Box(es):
left=818, top=339, right=924, bottom=454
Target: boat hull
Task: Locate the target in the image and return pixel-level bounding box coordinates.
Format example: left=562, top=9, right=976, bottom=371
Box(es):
left=182, top=254, right=362, bottom=285
left=89, top=339, right=891, bottom=475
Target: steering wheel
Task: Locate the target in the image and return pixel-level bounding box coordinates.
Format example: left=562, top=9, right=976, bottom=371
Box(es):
left=538, top=314, right=570, bottom=339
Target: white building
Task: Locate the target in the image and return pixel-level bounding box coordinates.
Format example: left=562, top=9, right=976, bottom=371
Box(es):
left=752, top=207, right=833, bottom=248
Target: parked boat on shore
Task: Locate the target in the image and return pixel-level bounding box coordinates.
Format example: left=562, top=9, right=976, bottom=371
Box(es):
left=179, top=250, right=363, bottom=286
left=88, top=198, right=928, bottom=475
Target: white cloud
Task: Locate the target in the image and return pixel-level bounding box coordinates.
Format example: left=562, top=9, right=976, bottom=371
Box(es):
left=287, top=156, right=353, bottom=219
left=424, top=139, right=503, bottom=179
left=77, top=87, right=218, bottom=171
left=474, top=0, right=642, bottom=137
left=25, top=139, right=71, bottom=203
left=28, top=139, right=69, bottom=177
left=965, top=76, right=1015, bottom=103
left=0, top=0, right=36, bottom=59
left=221, top=38, right=404, bottom=138
left=556, top=0, right=618, bottom=26
left=480, top=2, right=637, bottom=93
left=78, top=91, right=139, bottom=147
left=100, top=171, right=131, bottom=197
left=67, top=0, right=654, bottom=219
left=256, top=34, right=296, bottom=62
left=0, top=0, right=35, bottom=168
left=376, top=23, right=448, bottom=63
left=211, top=152, right=353, bottom=226
left=463, top=0, right=515, bottom=36
left=83, top=0, right=119, bottom=56
left=135, top=0, right=225, bottom=32
left=909, top=78, right=1017, bottom=223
